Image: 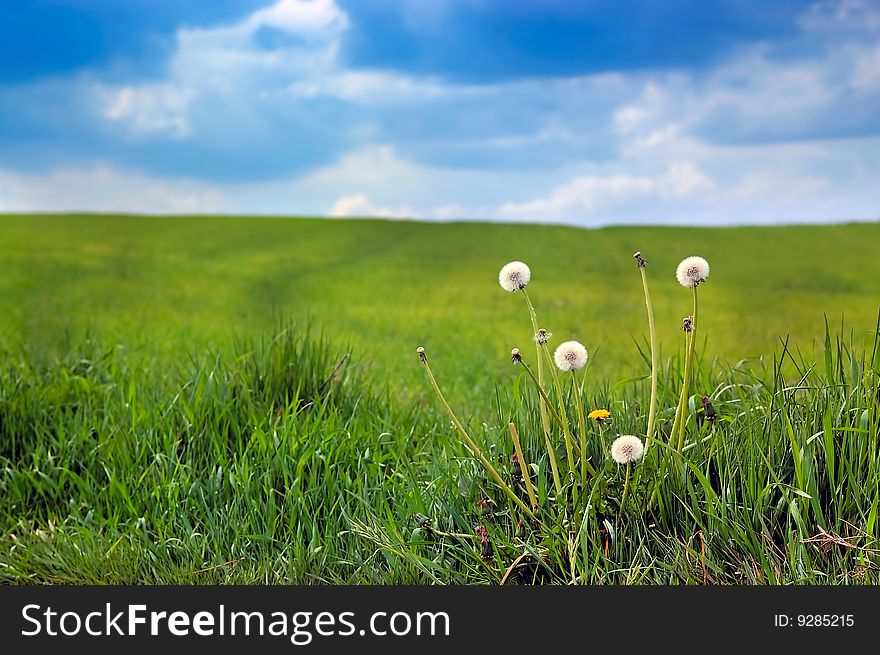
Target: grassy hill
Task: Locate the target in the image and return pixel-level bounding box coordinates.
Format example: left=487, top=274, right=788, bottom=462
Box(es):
left=1, top=214, right=879, bottom=403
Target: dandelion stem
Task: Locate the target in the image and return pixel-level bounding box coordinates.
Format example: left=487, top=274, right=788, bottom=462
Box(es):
left=419, top=351, right=534, bottom=517
left=514, top=357, right=567, bottom=434
left=508, top=422, right=538, bottom=510
left=676, top=287, right=699, bottom=452
left=618, top=462, right=632, bottom=520
left=521, top=290, right=564, bottom=497
left=667, top=340, right=685, bottom=449
left=430, top=528, right=478, bottom=541
left=542, top=343, right=578, bottom=478
left=637, top=260, right=659, bottom=453
left=571, top=370, right=597, bottom=481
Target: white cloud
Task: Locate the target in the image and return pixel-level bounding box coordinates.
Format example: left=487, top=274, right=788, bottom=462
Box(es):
left=0, top=165, right=223, bottom=213
left=101, top=83, right=194, bottom=138
left=497, top=162, right=714, bottom=221
left=98, top=0, right=350, bottom=136
left=664, top=162, right=715, bottom=197
left=329, top=194, right=413, bottom=218
left=97, top=0, right=478, bottom=138
left=609, top=46, right=852, bottom=150
left=799, top=0, right=880, bottom=34
left=245, top=0, right=349, bottom=37
left=287, top=69, right=487, bottom=105
left=1, top=134, right=877, bottom=226
left=852, top=46, right=880, bottom=91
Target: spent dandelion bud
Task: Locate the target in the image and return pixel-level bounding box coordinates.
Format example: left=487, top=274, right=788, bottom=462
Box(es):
left=682, top=316, right=694, bottom=333
left=534, top=328, right=551, bottom=345
left=553, top=340, right=588, bottom=371
left=676, top=256, right=710, bottom=287
left=633, top=251, right=647, bottom=268
left=498, top=261, right=531, bottom=292
left=610, top=435, right=645, bottom=465
left=417, top=346, right=427, bottom=362
left=701, top=395, right=718, bottom=423
left=511, top=348, right=522, bottom=363
left=476, top=525, right=493, bottom=562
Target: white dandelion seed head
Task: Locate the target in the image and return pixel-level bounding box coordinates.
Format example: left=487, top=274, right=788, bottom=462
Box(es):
left=675, top=256, right=710, bottom=288
left=610, top=435, right=644, bottom=465
left=498, top=261, right=531, bottom=292
left=553, top=340, right=588, bottom=371
left=534, top=328, right=551, bottom=345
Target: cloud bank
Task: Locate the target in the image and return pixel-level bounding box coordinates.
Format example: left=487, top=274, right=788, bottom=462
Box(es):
left=0, top=0, right=877, bottom=225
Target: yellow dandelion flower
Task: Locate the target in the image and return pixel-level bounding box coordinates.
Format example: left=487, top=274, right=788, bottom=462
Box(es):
left=588, top=409, right=611, bottom=422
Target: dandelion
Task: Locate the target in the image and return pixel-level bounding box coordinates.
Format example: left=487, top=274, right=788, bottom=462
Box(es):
left=671, top=257, right=709, bottom=453
left=610, top=435, right=644, bottom=516
left=611, top=435, right=644, bottom=464
left=500, top=261, right=559, bottom=498
left=534, top=328, right=551, bottom=345
left=544, top=340, right=595, bottom=482
left=553, top=341, right=588, bottom=371
left=675, top=256, right=710, bottom=288
left=587, top=410, right=611, bottom=480
left=498, top=261, right=531, bottom=292
left=548, top=340, right=588, bottom=481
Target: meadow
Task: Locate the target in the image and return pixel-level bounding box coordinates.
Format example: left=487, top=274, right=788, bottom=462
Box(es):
left=1, top=214, right=879, bottom=583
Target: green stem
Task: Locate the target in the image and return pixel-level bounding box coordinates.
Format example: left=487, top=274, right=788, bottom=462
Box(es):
left=420, top=353, right=534, bottom=517
left=540, top=344, right=580, bottom=463
left=668, top=331, right=690, bottom=451
left=639, top=265, right=659, bottom=453
left=676, top=287, right=699, bottom=452
left=618, top=462, right=632, bottom=520
left=521, top=290, right=564, bottom=498
left=431, top=529, right=478, bottom=541
left=543, top=345, right=577, bottom=479
left=571, top=370, right=596, bottom=482
left=516, top=356, right=567, bottom=431
left=509, top=422, right=538, bottom=510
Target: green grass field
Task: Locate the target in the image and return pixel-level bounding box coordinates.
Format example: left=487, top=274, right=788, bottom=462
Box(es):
left=1, top=214, right=879, bottom=583
left=2, top=214, right=880, bottom=402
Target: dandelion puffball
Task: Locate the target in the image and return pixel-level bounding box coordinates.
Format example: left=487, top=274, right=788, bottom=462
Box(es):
left=498, top=261, right=531, bottom=292
left=675, top=256, right=710, bottom=288
left=610, top=435, right=644, bottom=464
left=553, top=341, right=588, bottom=371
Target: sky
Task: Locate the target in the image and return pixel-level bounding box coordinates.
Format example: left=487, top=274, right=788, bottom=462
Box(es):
left=0, top=0, right=878, bottom=225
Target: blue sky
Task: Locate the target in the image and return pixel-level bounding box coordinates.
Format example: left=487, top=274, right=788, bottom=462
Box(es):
left=0, top=0, right=878, bottom=224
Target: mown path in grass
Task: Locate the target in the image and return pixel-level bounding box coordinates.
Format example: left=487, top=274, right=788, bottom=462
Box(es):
left=2, top=214, right=879, bottom=408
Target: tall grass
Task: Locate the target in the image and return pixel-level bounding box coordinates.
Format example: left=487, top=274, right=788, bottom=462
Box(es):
left=0, top=323, right=426, bottom=583
left=1, top=317, right=878, bottom=584
left=356, top=314, right=880, bottom=584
